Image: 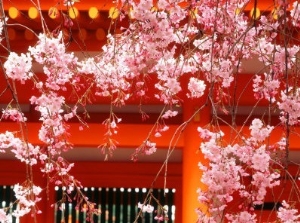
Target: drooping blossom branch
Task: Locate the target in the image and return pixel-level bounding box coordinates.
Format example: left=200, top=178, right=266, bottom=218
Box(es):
left=196, top=119, right=281, bottom=222
left=1, top=0, right=300, bottom=222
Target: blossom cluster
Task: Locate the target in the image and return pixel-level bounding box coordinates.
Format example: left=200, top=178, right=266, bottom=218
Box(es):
left=4, top=52, right=33, bottom=84
left=138, top=202, right=154, bottom=213
left=0, top=131, right=39, bottom=165
left=1, top=31, right=84, bottom=221
left=197, top=119, right=281, bottom=221
left=277, top=200, right=300, bottom=222
left=278, top=87, right=300, bottom=125
left=12, top=183, right=42, bottom=217
left=1, top=0, right=300, bottom=222
left=0, top=17, right=7, bottom=42
left=132, top=140, right=157, bottom=161
left=2, top=108, right=27, bottom=122
left=0, top=183, right=43, bottom=222
left=137, top=201, right=169, bottom=222
left=187, top=78, right=206, bottom=98
left=291, top=1, right=300, bottom=28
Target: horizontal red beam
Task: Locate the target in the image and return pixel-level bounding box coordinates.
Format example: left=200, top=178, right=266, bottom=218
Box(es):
left=0, top=122, right=184, bottom=148
left=0, top=159, right=182, bottom=187
left=2, top=0, right=115, bottom=11
left=0, top=121, right=299, bottom=150
left=3, top=0, right=278, bottom=11
left=0, top=73, right=265, bottom=105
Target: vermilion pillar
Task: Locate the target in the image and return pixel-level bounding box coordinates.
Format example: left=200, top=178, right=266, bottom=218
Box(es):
left=182, top=99, right=210, bottom=222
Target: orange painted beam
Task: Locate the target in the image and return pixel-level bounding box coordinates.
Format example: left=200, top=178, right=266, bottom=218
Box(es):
left=0, top=120, right=299, bottom=150
left=244, top=0, right=277, bottom=11
left=0, top=160, right=182, bottom=189
left=0, top=122, right=184, bottom=148
left=2, top=0, right=115, bottom=11
left=0, top=73, right=265, bottom=105
left=2, top=0, right=278, bottom=11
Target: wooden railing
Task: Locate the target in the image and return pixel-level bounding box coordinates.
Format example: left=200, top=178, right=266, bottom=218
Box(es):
left=0, top=161, right=182, bottom=222
left=54, top=187, right=176, bottom=223
left=0, top=185, right=19, bottom=223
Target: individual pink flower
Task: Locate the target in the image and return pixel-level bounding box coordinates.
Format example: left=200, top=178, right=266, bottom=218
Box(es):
left=154, top=132, right=162, bottom=137
left=144, top=141, right=157, bottom=155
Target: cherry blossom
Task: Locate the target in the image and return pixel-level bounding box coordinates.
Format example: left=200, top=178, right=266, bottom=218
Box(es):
left=0, top=17, right=7, bottom=40
left=0, top=131, right=15, bottom=152
left=0, top=131, right=38, bottom=165
left=4, top=52, right=33, bottom=84
left=226, top=211, right=257, bottom=223
left=253, top=73, right=280, bottom=101
left=1, top=0, right=300, bottom=222
left=12, top=183, right=42, bottom=217
left=197, top=119, right=281, bottom=219
left=249, top=119, right=274, bottom=143
left=0, top=208, right=9, bottom=222
left=29, top=32, right=78, bottom=91
left=144, top=141, right=157, bottom=155
left=187, top=77, right=206, bottom=98
left=278, top=87, right=300, bottom=125
left=161, top=110, right=178, bottom=119
left=2, top=108, right=27, bottom=122
left=62, top=0, right=78, bottom=7
left=277, top=200, right=300, bottom=223
left=290, top=1, right=300, bottom=28
left=137, top=202, right=154, bottom=213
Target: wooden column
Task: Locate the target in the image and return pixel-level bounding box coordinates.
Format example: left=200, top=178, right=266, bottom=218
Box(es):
left=182, top=99, right=210, bottom=222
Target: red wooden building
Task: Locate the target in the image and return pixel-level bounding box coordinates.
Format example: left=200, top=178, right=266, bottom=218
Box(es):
left=0, top=0, right=299, bottom=222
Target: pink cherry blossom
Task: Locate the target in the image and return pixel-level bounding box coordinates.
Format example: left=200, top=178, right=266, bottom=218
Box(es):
left=187, top=77, right=206, bottom=98
left=249, top=119, right=274, bottom=143
left=197, top=118, right=281, bottom=219
left=137, top=202, right=154, bottom=213
left=2, top=108, right=27, bottom=122
left=2, top=0, right=300, bottom=222
left=291, top=1, right=300, bottom=28
left=12, top=183, right=42, bottom=217
left=0, top=17, right=7, bottom=41
left=251, top=146, right=270, bottom=172
left=278, top=87, right=300, bottom=125
left=4, top=52, right=33, bottom=83
left=277, top=200, right=300, bottom=223
left=0, top=209, right=8, bottom=222
left=226, top=211, right=257, bottom=223
left=161, top=110, right=178, bottom=119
